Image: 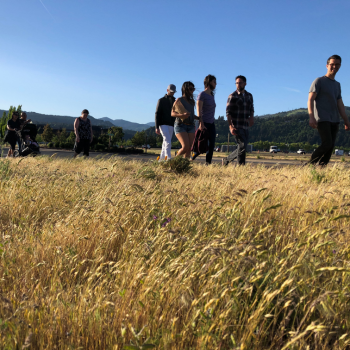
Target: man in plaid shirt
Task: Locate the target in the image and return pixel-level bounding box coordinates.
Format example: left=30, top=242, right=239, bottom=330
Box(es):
left=222, top=75, right=254, bottom=166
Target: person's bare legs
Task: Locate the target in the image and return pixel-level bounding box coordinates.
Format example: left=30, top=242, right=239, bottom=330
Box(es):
left=7, top=148, right=14, bottom=157
left=186, top=133, right=195, bottom=158
left=175, top=132, right=191, bottom=158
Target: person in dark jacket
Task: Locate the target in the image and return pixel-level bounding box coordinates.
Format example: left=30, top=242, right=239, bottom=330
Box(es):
left=155, top=84, right=176, bottom=160
left=6, top=111, right=21, bottom=157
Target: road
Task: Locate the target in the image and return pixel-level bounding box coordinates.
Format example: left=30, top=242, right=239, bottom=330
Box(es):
left=2, top=147, right=349, bottom=168
left=0, top=146, right=315, bottom=167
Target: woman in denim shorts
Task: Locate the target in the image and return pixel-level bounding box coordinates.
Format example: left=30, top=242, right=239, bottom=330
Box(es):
left=171, top=81, right=197, bottom=158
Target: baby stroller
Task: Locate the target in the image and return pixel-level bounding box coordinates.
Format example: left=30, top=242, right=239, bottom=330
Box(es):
left=14, top=123, right=41, bottom=157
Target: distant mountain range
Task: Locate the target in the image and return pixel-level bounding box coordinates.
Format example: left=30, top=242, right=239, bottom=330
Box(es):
left=0, top=109, right=155, bottom=132
left=99, top=117, right=155, bottom=131
left=0, top=109, right=114, bottom=130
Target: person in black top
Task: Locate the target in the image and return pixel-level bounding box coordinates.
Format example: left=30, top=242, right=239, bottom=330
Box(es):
left=73, top=109, right=93, bottom=157
left=155, top=84, right=176, bottom=160
left=6, top=111, right=21, bottom=157
left=16, top=112, right=32, bottom=153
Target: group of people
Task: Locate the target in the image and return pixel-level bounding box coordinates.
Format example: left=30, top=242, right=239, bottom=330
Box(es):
left=155, top=55, right=350, bottom=167
left=5, top=54, right=349, bottom=166
left=155, top=75, right=221, bottom=165
left=5, top=109, right=93, bottom=158
left=5, top=112, right=33, bottom=157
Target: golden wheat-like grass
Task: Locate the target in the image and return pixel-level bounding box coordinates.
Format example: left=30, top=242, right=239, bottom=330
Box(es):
left=1, top=156, right=350, bottom=349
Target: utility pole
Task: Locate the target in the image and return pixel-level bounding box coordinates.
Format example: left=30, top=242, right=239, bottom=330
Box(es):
left=145, top=133, right=147, bottom=154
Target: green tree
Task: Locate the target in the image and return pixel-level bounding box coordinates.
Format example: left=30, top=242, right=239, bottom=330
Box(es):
left=58, top=128, right=68, bottom=143
left=42, top=124, right=54, bottom=143
left=0, top=112, right=7, bottom=138
left=67, top=131, right=76, bottom=144
left=131, top=130, right=146, bottom=147
left=36, top=134, right=43, bottom=143
left=0, top=105, right=22, bottom=138
left=97, top=134, right=109, bottom=147
left=108, top=126, right=124, bottom=145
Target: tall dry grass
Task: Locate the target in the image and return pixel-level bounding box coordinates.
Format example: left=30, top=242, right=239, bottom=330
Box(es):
left=1, top=155, right=350, bottom=349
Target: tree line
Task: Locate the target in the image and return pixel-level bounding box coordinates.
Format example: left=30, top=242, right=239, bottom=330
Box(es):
left=2, top=105, right=350, bottom=151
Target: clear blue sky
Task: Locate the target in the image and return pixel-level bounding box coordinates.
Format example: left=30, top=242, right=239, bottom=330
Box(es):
left=1, top=0, right=349, bottom=123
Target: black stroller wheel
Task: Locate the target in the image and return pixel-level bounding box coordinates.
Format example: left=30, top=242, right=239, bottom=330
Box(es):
left=13, top=150, right=20, bottom=158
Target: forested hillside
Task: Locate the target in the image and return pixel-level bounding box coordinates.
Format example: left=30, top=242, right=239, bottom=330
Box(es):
left=215, top=107, right=350, bottom=147
left=142, top=107, right=350, bottom=148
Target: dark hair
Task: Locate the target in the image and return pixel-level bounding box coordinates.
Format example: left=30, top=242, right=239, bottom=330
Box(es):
left=181, top=81, right=195, bottom=106
left=204, top=74, right=216, bottom=96
left=235, top=75, right=247, bottom=83
left=82, top=109, right=89, bottom=114
left=12, top=111, right=19, bottom=117
left=327, top=55, right=341, bottom=64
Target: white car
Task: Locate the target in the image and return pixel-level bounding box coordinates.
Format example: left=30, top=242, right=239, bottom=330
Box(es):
left=297, top=149, right=306, bottom=154
left=270, top=146, right=278, bottom=153
left=142, top=144, right=151, bottom=149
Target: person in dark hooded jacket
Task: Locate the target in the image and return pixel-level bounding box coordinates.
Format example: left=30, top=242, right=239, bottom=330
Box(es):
left=155, top=84, right=176, bottom=160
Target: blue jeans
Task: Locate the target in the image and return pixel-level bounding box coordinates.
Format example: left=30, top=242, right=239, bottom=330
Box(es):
left=224, top=128, right=249, bottom=165
left=192, top=122, right=216, bottom=164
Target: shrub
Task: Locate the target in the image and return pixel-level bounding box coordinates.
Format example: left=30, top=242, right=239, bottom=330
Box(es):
left=112, top=147, right=126, bottom=153
left=158, top=156, right=192, bottom=174
left=125, top=147, right=143, bottom=154
left=47, top=142, right=54, bottom=148
left=95, top=143, right=105, bottom=151
left=61, top=142, right=74, bottom=149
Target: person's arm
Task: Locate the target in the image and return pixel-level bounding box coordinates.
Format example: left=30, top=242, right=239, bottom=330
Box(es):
left=249, top=95, right=254, bottom=127
left=308, top=92, right=318, bottom=129
left=90, top=123, right=93, bottom=143
left=155, top=99, right=161, bottom=135
left=171, top=99, right=190, bottom=119
left=7, top=124, right=16, bottom=131
left=74, top=118, right=80, bottom=142
left=337, top=98, right=350, bottom=130
left=196, top=99, right=206, bottom=130
left=226, top=96, right=237, bottom=135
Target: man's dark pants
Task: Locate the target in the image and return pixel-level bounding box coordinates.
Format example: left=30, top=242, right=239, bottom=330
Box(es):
left=223, top=128, right=249, bottom=165
left=205, top=122, right=216, bottom=164
left=310, top=122, right=339, bottom=166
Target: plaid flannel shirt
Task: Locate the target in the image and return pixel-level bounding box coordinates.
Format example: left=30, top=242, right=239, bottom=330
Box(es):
left=226, top=90, right=254, bottom=130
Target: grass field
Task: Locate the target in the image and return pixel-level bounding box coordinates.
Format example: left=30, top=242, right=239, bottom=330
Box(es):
left=1, top=155, right=350, bottom=349
left=152, top=150, right=349, bottom=163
